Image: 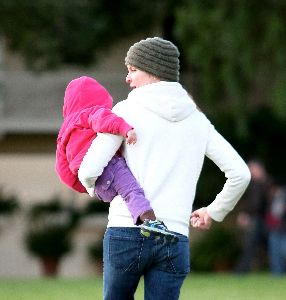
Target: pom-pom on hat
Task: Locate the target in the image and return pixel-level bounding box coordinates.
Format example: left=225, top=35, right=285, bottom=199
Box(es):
left=125, top=37, right=180, bottom=82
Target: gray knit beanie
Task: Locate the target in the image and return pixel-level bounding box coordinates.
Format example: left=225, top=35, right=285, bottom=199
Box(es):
left=125, top=37, right=180, bottom=82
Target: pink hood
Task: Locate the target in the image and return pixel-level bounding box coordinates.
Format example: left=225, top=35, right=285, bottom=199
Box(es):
left=63, top=76, right=113, bottom=118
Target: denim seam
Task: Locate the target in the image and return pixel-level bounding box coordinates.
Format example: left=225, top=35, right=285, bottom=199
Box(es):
left=167, top=246, right=177, bottom=274
left=167, top=243, right=190, bottom=275
left=137, top=240, right=144, bottom=271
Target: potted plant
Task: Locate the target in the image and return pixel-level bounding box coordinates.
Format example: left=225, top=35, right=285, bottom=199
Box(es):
left=26, top=225, right=72, bottom=276
left=24, top=197, right=79, bottom=277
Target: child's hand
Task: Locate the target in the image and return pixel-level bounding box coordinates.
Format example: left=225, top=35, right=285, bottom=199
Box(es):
left=126, top=129, right=137, bottom=145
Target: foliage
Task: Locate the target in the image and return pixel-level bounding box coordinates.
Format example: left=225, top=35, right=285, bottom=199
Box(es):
left=194, top=158, right=226, bottom=208
left=25, top=197, right=78, bottom=259
left=196, top=104, right=286, bottom=205
left=28, top=197, right=79, bottom=226
left=190, top=224, right=241, bottom=272
left=0, top=188, right=19, bottom=215
left=175, top=0, right=286, bottom=138
left=244, top=106, right=286, bottom=177
left=28, top=198, right=65, bottom=217
left=81, top=198, right=109, bottom=216
left=28, top=197, right=80, bottom=229
left=0, top=0, right=166, bottom=71
left=25, top=226, right=72, bottom=259
left=1, top=1, right=285, bottom=127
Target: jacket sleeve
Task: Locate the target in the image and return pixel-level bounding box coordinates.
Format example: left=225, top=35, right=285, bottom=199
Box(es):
left=205, top=125, right=251, bottom=222
left=78, top=133, right=123, bottom=191
left=88, top=108, right=133, bottom=138
left=55, top=143, right=87, bottom=193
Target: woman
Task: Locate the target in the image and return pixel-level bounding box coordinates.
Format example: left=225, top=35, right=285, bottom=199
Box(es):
left=78, top=37, right=251, bottom=300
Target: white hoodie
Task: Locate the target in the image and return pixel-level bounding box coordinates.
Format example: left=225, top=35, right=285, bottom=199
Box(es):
left=78, top=81, right=251, bottom=236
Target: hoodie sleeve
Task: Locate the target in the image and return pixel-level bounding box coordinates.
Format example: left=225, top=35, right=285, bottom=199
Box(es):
left=88, top=108, right=133, bottom=138
left=55, top=142, right=87, bottom=193
left=78, top=133, right=123, bottom=191
left=205, top=125, right=251, bottom=221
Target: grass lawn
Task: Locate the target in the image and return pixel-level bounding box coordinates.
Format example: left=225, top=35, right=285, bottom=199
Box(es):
left=0, top=273, right=285, bottom=300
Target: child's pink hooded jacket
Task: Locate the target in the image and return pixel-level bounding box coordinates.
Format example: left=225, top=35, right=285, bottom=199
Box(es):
left=55, top=76, right=132, bottom=193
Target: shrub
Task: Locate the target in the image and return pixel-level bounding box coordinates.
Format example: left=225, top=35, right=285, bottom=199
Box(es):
left=191, top=224, right=241, bottom=272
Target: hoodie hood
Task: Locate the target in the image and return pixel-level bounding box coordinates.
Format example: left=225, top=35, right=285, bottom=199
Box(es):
left=63, top=76, right=113, bottom=118
left=127, top=81, right=196, bottom=122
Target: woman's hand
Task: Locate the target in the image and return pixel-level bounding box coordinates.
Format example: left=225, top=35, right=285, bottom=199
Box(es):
left=190, top=207, right=213, bottom=230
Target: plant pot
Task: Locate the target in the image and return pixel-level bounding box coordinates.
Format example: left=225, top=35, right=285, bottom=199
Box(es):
left=40, top=257, right=60, bottom=277
left=93, top=259, right=104, bottom=275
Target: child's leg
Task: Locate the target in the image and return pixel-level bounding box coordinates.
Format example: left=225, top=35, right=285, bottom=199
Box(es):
left=96, top=156, right=178, bottom=241
left=94, top=159, right=118, bottom=203
left=95, top=155, right=155, bottom=225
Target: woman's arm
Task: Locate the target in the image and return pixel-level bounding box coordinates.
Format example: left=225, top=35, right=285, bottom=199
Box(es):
left=205, top=126, right=251, bottom=222
left=78, top=133, right=123, bottom=195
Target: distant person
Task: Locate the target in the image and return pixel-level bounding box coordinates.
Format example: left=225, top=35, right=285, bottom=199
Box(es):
left=55, top=76, right=175, bottom=237
left=266, top=178, right=286, bottom=275
left=78, top=37, right=251, bottom=300
left=235, top=159, right=271, bottom=273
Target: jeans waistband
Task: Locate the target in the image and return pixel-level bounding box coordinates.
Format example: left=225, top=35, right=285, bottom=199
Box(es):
left=106, top=227, right=189, bottom=242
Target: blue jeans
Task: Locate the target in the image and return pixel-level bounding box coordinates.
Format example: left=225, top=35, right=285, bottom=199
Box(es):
left=268, top=231, right=286, bottom=275
left=103, top=227, right=190, bottom=300
left=235, top=216, right=266, bottom=273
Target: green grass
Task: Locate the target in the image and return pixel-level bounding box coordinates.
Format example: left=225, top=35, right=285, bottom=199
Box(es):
left=0, top=273, right=285, bottom=300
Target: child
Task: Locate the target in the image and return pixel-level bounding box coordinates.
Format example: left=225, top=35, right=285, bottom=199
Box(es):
left=56, top=76, right=176, bottom=237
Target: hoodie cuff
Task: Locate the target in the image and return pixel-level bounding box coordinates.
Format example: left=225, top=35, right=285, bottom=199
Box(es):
left=119, top=122, right=133, bottom=138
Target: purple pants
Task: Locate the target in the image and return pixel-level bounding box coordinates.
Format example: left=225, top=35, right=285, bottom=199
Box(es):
left=95, top=155, right=152, bottom=225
